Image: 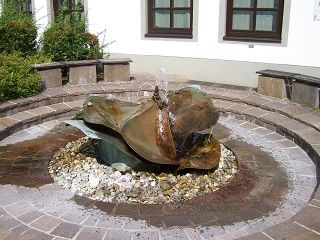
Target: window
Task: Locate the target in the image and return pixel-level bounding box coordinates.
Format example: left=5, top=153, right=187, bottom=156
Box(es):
left=224, top=0, right=284, bottom=43
left=53, top=0, right=84, bottom=20
left=13, top=0, right=32, bottom=14
left=146, top=0, right=193, bottom=39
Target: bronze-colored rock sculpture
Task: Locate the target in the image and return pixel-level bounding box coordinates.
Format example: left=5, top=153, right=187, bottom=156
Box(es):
left=77, top=86, right=221, bottom=171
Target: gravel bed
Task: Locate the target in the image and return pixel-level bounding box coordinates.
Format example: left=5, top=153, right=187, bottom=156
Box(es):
left=49, top=136, right=238, bottom=204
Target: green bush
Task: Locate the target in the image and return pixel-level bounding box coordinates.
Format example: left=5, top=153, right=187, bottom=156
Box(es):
left=41, top=1, right=109, bottom=62
left=0, top=0, right=38, bottom=54
left=0, top=52, right=52, bottom=103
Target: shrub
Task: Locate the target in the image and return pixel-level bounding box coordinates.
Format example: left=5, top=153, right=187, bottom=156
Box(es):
left=0, top=0, right=38, bottom=54
left=40, top=1, right=109, bottom=62
left=0, top=52, right=52, bottom=103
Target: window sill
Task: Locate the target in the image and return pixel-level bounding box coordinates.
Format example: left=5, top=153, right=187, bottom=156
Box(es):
left=223, top=35, right=281, bottom=43
left=145, top=33, right=193, bottom=39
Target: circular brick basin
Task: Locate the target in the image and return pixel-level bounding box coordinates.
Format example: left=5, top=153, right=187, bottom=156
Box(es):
left=0, top=81, right=319, bottom=239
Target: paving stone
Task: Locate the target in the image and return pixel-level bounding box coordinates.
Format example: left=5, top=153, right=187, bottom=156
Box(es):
left=139, top=204, right=163, bottom=216
left=0, top=117, right=19, bottom=128
left=184, top=228, right=203, bottom=240
left=162, top=214, right=192, bottom=228
left=0, top=226, right=12, bottom=240
left=96, top=215, right=124, bottom=228
left=242, top=95, right=272, bottom=106
left=27, top=106, right=55, bottom=117
left=237, top=232, right=271, bottom=240
left=103, top=229, right=133, bottom=240
left=263, top=220, right=309, bottom=239
left=132, top=230, right=160, bottom=240
left=294, top=175, right=318, bottom=188
left=275, top=139, right=299, bottom=148
left=60, top=210, right=89, bottom=224
left=75, top=226, right=107, bottom=240
left=114, top=203, right=140, bottom=216
left=8, top=111, right=37, bottom=122
left=0, top=185, right=22, bottom=206
left=285, top=230, right=320, bottom=240
left=265, top=209, right=294, bottom=225
left=17, top=209, right=44, bottom=224
left=187, top=212, right=217, bottom=225
left=242, top=107, right=269, bottom=118
left=222, top=91, right=249, bottom=101
left=291, top=205, right=320, bottom=233
left=236, top=207, right=263, bottom=221
left=50, top=222, right=82, bottom=239
left=160, top=228, right=189, bottom=240
left=295, top=113, right=320, bottom=131
left=65, top=100, right=85, bottom=108
left=308, top=199, right=320, bottom=208
left=244, top=219, right=273, bottom=235
left=10, top=224, right=29, bottom=234
left=4, top=201, right=34, bottom=216
left=213, top=100, right=235, bottom=110
left=123, top=219, right=150, bottom=230
left=218, top=229, right=249, bottom=240
left=281, top=196, right=309, bottom=214
left=21, top=228, right=54, bottom=240
left=0, top=214, right=21, bottom=229
left=82, top=214, right=102, bottom=226
left=225, top=103, right=252, bottom=113
left=263, top=132, right=286, bottom=141
left=30, top=215, right=62, bottom=232
left=259, top=112, right=292, bottom=125
left=278, top=105, right=310, bottom=118
left=197, top=225, right=227, bottom=239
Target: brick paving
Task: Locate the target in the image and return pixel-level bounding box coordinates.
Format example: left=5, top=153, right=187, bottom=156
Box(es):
left=0, top=80, right=319, bottom=239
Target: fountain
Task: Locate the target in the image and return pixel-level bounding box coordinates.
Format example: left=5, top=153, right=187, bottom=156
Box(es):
left=49, top=68, right=238, bottom=204
left=66, top=85, right=221, bottom=172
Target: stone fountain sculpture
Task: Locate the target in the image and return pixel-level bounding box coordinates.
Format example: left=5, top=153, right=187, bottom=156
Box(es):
left=66, top=86, right=221, bottom=172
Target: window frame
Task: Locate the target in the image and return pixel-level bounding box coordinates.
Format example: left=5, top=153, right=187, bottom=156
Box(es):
left=53, top=0, right=84, bottom=20
left=145, top=0, right=193, bottom=39
left=223, top=0, right=284, bottom=43
left=12, top=0, right=32, bottom=14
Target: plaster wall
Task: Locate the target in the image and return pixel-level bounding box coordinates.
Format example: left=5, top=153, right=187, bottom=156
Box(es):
left=23, top=0, right=320, bottom=87
left=87, top=0, right=320, bottom=67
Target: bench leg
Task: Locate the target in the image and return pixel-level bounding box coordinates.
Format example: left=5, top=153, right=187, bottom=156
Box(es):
left=68, top=65, right=97, bottom=85
left=257, top=76, right=288, bottom=99
left=104, top=63, right=130, bottom=82
left=291, top=81, right=319, bottom=108
left=37, top=68, right=62, bottom=88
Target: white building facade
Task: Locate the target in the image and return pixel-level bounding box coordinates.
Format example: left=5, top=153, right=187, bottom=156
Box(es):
left=28, top=1, right=320, bottom=87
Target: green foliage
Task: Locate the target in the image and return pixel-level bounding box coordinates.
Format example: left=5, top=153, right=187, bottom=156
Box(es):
left=0, top=52, right=52, bottom=103
left=41, top=1, right=109, bottom=62
left=0, top=0, right=38, bottom=54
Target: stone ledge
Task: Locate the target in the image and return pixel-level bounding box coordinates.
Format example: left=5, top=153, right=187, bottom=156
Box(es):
left=32, top=62, right=65, bottom=70
left=98, top=58, right=132, bottom=64
left=63, top=60, right=99, bottom=67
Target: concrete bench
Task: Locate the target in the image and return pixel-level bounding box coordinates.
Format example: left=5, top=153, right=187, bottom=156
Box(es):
left=64, top=60, right=99, bottom=85
left=257, top=69, right=320, bottom=108
left=32, top=62, right=65, bottom=88
left=99, top=58, right=132, bottom=82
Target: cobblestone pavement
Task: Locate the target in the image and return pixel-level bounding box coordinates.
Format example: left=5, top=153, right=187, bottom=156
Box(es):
left=0, top=80, right=319, bottom=239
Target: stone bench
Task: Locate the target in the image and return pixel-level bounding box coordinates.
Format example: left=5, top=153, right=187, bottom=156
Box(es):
left=99, top=58, right=132, bottom=82
left=32, top=62, right=65, bottom=88
left=257, top=69, right=320, bottom=108
left=64, top=60, right=99, bottom=85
